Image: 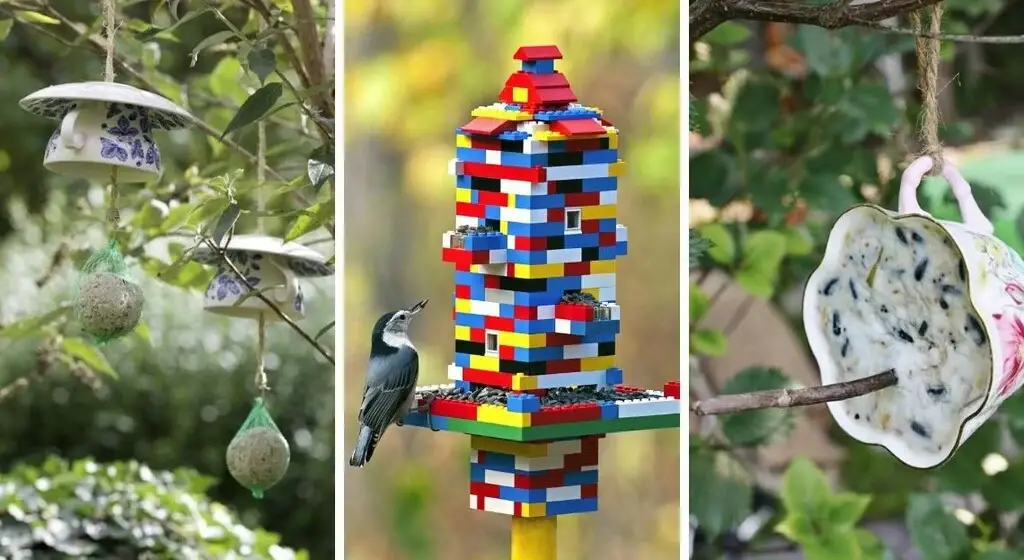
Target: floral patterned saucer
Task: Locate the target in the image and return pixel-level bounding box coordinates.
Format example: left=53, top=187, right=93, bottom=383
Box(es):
left=20, top=82, right=193, bottom=130
left=192, top=234, right=334, bottom=278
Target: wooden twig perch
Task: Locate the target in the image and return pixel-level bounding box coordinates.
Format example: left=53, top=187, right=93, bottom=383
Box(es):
left=690, top=368, right=897, bottom=416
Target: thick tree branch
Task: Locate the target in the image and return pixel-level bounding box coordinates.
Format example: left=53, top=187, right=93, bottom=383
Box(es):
left=691, top=0, right=943, bottom=42
left=690, top=369, right=897, bottom=416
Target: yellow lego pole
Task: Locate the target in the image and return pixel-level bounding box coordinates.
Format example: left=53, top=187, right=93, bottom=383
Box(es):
left=511, top=517, right=557, bottom=560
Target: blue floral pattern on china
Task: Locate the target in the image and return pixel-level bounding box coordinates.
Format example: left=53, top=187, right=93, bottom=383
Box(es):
left=22, top=97, right=190, bottom=129
left=98, top=103, right=160, bottom=170
left=205, top=251, right=305, bottom=312
left=192, top=249, right=333, bottom=277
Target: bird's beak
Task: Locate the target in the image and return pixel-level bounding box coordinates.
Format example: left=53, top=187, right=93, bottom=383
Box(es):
left=408, top=299, right=428, bottom=315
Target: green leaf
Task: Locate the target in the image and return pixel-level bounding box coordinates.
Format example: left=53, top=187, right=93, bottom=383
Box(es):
left=780, top=457, right=833, bottom=519
left=800, top=173, right=858, bottom=215
left=802, top=532, right=861, bottom=560
left=905, top=494, right=971, bottom=560
left=729, top=80, right=780, bottom=137
left=696, top=223, right=735, bottom=265
left=0, top=19, right=13, bottom=41
left=0, top=306, right=72, bottom=339
left=935, top=421, right=999, bottom=493
left=690, top=149, right=738, bottom=206
left=735, top=230, right=788, bottom=298
left=159, top=203, right=199, bottom=232
left=247, top=46, right=276, bottom=84
left=134, top=7, right=211, bottom=41
left=720, top=367, right=798, bottom=446
left=690, top=446, right=753, bottom=537
left=313, top=321, right=335, bottom=343
left=211, top=203, right=241, bottom=245
left=134, top=321, right=152, bottom=346
left=60, top=337, right=117, bottom=378
left=855, top=529, right=889, bottom=560
left=703, top=22, right=752, bottom=46
left=827, top=492, right=872, bottom=529
left=691, top=329, right=728, bottom=357
left=690, top=282, right=710, bottom=323
left=776, top=512, right=817, bottom=543
left=189, top=30, right=236, bottom=66
left=191, top=198, right=232, bottom=233
left=220, top=82, right=284, bottom=140
left=284, top=200, right=334, bottom=241
left=981, top=462, right=1024, bottom=511
left=842, top=83, right=900, bottom=138
left=782, top=227, right=814, bottom=256
left=792, top=26, right=853, bottom=76
left=308, top=146, right=334, bottom=192
left=14, top=11, right=59, bottom=24
left=690, top=228, right=713, bottom=267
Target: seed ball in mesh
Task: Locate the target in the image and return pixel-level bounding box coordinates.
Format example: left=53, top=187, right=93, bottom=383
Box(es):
left=75, top=272, right=144, bottom=338
left=226, top=426, right=291, bottom=492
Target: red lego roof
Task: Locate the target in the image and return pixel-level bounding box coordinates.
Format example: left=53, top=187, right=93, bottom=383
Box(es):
left=551, top=119, right=607, bottom=136
left=513, top=45, right=563, bottom=61
left=461, top=117, right=516, bottom=136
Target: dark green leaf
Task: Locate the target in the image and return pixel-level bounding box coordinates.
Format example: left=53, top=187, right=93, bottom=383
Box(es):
left=691, top=329, right=728, bottom=356
left=720, top=367, right=798, bottom=446
left=935, top=421, right=999, bottom=493
left=284, top=200, right=334, bottom=241
left=690, top=229, right=713, bottom=267
left=247, top=47, right=276, bottom=84
left=800, top=173, right=858, bottom=216
left=703, top=22, right=752, bottom=46
left=792, top=26, right=853, bottom=76
left=748, top=166, right=792, bottom=224
left=134, top=7, right=211, bottom=40
left=690, top=446, right=753, bottom=537
left=307, top=146, right=334, bottom=193
left=0, top=19, right=13, bottom=41
left=190, top=30, right=236, bottom=66
left=212, top=203, right=241, bottom=245
left=696, top=223, right=735, bottom=265
left=842, top=83, right=900, bottom=138
left=729, top=80, right=781, bottom=137
left=0, top=306, right=72, bottom=339
left=905, top=494, right=972, bottom=560
left=690, top=149, right=738, bottom=205
left=220, top=83, right=284, bottom=140
left=60, top=337, right=117, bottom=378
left=981, top=461, right=1024, bottom=511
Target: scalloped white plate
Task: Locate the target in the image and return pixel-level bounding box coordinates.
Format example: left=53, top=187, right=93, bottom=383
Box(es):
left=192, top=234, right=334, bottom=278
left=20, top=82, right=193, bottom=130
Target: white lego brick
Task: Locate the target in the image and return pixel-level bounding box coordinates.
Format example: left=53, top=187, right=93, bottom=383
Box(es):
left=516, top=454, right=564, bottom=471
left=484, top=288, right=515, bottom=305
left=548, top=439, right=582, bottom=456
left=596, top=287, right=616, bottom=301
left=615, top=224, right=628, bottom=242
left=545, top=163, right=611, bottom=182
left=469, top=299, right=501, bottom=317
left=582, top=273, right=616, bottom=289
left=448, top=158, right=463, bottom=176
left=500, top=206, right=549, bottom=224
left=616, top=397, right=680, bottom=418
left=488, top=249, right=506, bottom=263
left=519, top=121, right=549, bottom=135
left=546, top=248, right=582, bottom=264
left=554, top=318, right=572, bottom=335
left=499, top=180, right=548, bottom=196
left=599, top=190, right=617, bottom=205
left=536, top=305, right=555, bottom=320
left=546, top=485, right=582, bottom=502
left=474, top=263, right=506, bottom=275
left=485, top=150, right=502, bottom=165
left=608, top=303, right=620, bottom=321
left=442, top=231, right=454, bottom=249
left=448, top=364, right=464, bottom=381
left=536, top=369, right=609, bottom=389
left=522, top=139, right=547, bottom=154
left=563, top=343, right=600, bottom=360
left=483, top=469, right=516, bottom=487
left=456, top=215, right=480, bottom=228
left=480, top=496, right=515, bottom=515
left=582, top=465, right=599, bottom=472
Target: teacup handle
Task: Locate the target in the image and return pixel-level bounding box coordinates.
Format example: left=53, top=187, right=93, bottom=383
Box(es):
left=272, top=260, right=300, bottom=306
left=898, top=155, right=994, bottom=236
left=59, top=109, right=85, bottom=150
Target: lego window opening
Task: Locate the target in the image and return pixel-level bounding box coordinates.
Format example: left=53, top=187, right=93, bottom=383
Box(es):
left=565, top=208, right=582, bottom=232
left=485, top=331, right=499, bottom=355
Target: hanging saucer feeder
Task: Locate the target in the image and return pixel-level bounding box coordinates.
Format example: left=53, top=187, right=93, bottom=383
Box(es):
left=192, top=234, right=334, bottom=322
left=20, top=81, right=193, bottom=184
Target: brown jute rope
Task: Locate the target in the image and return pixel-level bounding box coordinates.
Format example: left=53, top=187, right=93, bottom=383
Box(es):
left=911, top=4, right=944, bottom=175
left=102, top=0, right=122, bottom=229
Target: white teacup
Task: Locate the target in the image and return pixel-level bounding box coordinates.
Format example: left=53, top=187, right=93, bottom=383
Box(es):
left=44, top=100, right=162, bottom=184
left=204, top=252, right=305, bottom=322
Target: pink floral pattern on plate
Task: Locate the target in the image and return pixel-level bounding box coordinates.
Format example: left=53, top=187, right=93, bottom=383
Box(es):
left=994, top=312, right=1024, bottom=397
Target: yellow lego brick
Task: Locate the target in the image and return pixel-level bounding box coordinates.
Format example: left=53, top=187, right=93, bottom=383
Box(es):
left=581, top=287, right=601, bottom=299
left=455, top=325, right=472, bottom=340
left=477, top=403, right=531, bottom=427
left=507, top=194, right=516, bottom=208
left=580, top=355, right=616, bottom=371
left=608, top=161, right=626, bottom=177
left=499, top=332, right=547, bottom=348
left=456, top=134, right=472, bottom=148
left=514, top=263, right=564, bottom=279
left=470, top=263, right=507, bottom=275
left=589, top=260, right=616, bottom=274
left=606, top=131, right=619, bottom=149
left=500, top=220, right=508, bottom=234
left=512, top=87, right=529, bottom=103
left=455, top=188, right=473, bottom=203
left=519, top=503, right=547, bottom=518
left=455, top=298, right=472, bottom=314
left=511, top=373, right=539, bottom=391
left=471, top=435, right=550, bottom=457
left=469, top=354, right=501, bottom=372
left=533, top=130, right=567, bottom=142
left=581, top=105, right=604, bottom=115
left=582, top=204, right=616, bottom=220
left=471, top=106, right=534, bottom=121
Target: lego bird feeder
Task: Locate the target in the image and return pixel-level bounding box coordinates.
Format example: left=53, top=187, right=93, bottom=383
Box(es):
left=403, top=45, right=681, bottom=560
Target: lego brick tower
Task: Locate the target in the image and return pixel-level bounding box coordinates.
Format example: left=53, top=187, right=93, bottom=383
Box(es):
left=404, top=45, right=680, bottom=560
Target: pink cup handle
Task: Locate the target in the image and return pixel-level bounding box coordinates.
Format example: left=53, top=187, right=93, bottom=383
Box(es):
left=897, top=155, right=994, bottom=236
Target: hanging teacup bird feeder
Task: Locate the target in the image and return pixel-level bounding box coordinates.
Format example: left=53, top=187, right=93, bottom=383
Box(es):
left=18, top=1, right=194, bottom=345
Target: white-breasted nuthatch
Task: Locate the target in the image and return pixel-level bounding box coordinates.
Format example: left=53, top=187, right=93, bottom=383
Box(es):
left=349, top=298, right=437, bottom=467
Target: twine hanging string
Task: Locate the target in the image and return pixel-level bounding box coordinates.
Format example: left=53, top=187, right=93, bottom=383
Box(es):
left=256, top=314, right=269, bottom=393
left=254, top=103, right=269, bottom=394
left=911, top=4, right=944, bottom=175
left=103, top=0, right=122, bottom=229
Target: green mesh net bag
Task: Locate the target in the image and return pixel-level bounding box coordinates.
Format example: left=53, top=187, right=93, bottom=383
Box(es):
left=226, top=397, right=291, bottom=499
left=73, top=239, right=144, bottom=345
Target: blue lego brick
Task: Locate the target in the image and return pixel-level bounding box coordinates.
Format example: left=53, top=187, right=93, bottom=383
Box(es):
left=506, top=249, right=548, bottom=265
left=606, top=367, right=623, bottom=385
left=401, top=410, right=449, bottom=430
left=579, top=177, right=617, bottom=192
left=616, top=240, right=627, bottom=256
left=506, top=221, right=566, bottom=237
left=497, top=130, right=530, bottom=141
left=599, top=401, right=619, bottom=419
left=558, top=319, right=621, bottom=337
left=454, top=271, right=487, bottom=289
left=462, top=232, right=507, bottom=251
left=597, top=245, right=617, bottom=260
left=456, top=148, right=487, bottom=163
left=498, top=486, right=549, bottom=503
left=597, top=219, right=616, bottom=232
left=581, top=149, right=618, bottom=164
left=455, top=380, right=473, bottom=391
left=522, top=59, right=555, bottom=74
left=452, top=316, right=556, bottom=334
left=454, top=313, right=486, bottom=329
left=469, top=462, right=600, bottom=485
left=511, top=346, right=564, bottom=362
left=506, top=394, right=541, bottom=413
left=546, top=498, right=599, bottom=515
left=563, top=233, right=601, bottom=249
left=511, top=194, right=565, bottom=209
left=533, top=108, right=603, bottom=121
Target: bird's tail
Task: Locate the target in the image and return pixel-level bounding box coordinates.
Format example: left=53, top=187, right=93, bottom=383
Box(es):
left=349, top=424, right=377, bottom=467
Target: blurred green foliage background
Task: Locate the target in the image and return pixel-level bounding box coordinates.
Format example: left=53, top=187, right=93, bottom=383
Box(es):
left=0, top=0, right=335, bottom=557
left=343, top=0, right=680, bottom=558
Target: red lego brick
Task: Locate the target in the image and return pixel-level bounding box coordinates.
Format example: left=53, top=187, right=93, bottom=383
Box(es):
left=614, top=384, right=645, bottom=393
left=484, top=316, right=515, bottom=332
left=564, top=138, right=605, bottom=152
left=546, top=333, right=582, bottom=346
left=535, top=86, right=577, bottom=105
left=514, top=236, right=547, bottom=251
left=462, top=117, right=516, bottom=136
left=554, top=303, right=593, bottom=322
left=514, top=471, right=564, bottom=489
left=530, top=402, right=602, bottom=426
left=470, top=136, right=503, bottom=151
left=664, top=380, right=681, bottom=399
left=463, top=161, right=546, bottom=182
left=484, top=275, right=501, bottom=289
left=564, top=192, right=600, bottom=207
left=455, top=284, right=471, bottom=299
left=563, top=261, right=591, bottom=276
left=581, top=219, right=600, bottom=233
left=599, top=117, right=615, bottom=127
left=513, top=305, right=537, bottom=320
left=428, top=398, right=480, bottom=420
left=513, top=45, right=563, bottom=61
left=442, top=247, right=493, bottom=267
left=544, top=358, right=582, bottom=374
left=461, top=367, right=512, bottom=387
left=580, top=483, right=598, bottom=499
left=547, top=208, right=564, bottom=223
left=503, top=71, right=570, bottom=91
left=477, top=191, right=509, bottom=206
left=455, top=201, right=487, bottom=219
left=469, top=328, right=486, bottom=343
left=551, top=119, right=607, bottom=136
left=598, top=232, right=616, bottom=246
left=498, top=344, right=514, bottom=360
left=470, top=481, right=501, bottom=499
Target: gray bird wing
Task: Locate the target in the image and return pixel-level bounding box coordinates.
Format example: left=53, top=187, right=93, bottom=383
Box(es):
left=357, top=347, right=419, bottom=432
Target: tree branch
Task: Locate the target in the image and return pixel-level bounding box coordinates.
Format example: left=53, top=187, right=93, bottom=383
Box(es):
left=691, top=0, right=943, bottom=42
left=690, top=369, right=897, bottom=416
